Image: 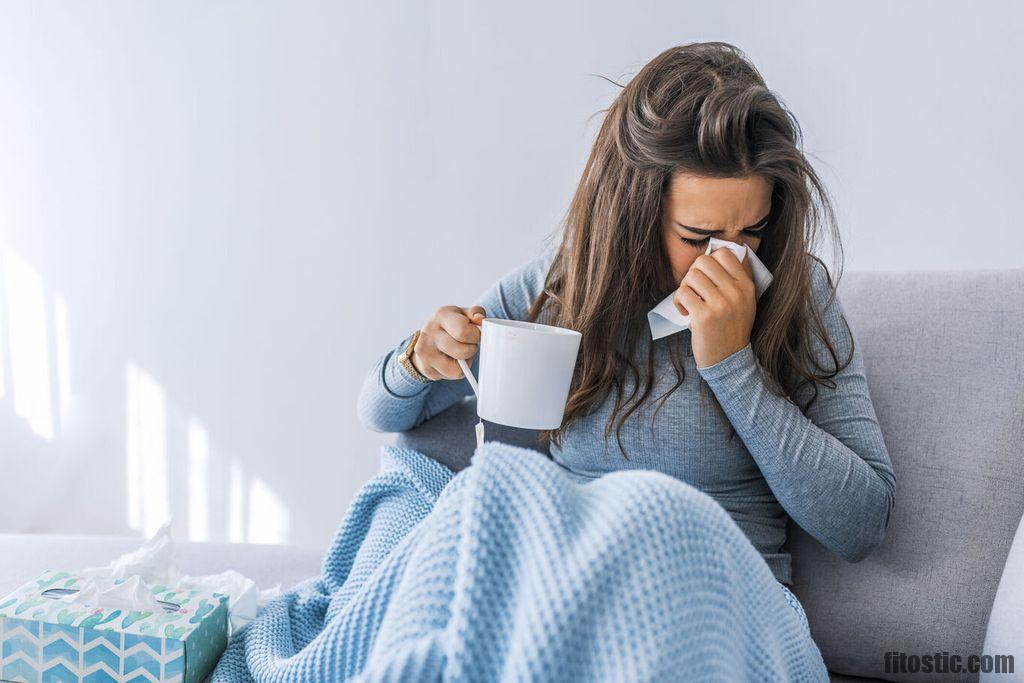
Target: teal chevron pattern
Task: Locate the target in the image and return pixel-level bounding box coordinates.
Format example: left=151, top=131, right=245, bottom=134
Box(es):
left=0, top=616, right=184, bottom=682
left=0, top=570, right=230, bottom=682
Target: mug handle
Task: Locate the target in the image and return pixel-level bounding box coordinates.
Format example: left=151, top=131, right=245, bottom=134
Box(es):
left=457, top=358, right=479, bottom=398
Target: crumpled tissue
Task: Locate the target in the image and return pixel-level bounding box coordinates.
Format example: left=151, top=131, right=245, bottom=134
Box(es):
left=51, top=523, right=280, bottom=636
left=648, top=236, right=774, bottom=340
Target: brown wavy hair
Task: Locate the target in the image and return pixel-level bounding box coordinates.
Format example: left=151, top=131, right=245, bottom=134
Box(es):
left=526, top=41, right=852, bottom=457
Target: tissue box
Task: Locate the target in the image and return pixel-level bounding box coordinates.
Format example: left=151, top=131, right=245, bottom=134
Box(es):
left=0, top=570, right=228, bottom=683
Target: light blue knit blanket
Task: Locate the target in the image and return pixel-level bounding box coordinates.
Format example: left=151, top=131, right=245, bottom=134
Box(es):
left=210, top=442, right=828, bottom=682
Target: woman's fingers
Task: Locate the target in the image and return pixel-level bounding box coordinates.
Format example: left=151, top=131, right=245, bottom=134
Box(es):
left=438, top=307, right=482, bottom=344
left=463, top=306, right=486, bottom=323
left=418, top=335, right=464, bottom=379
left=690, top=253, right=733, bottom=288
left=690, top=252, right=750, bottom=302
left=412, top=306, right=485, bottom=381
left=706, top=249, right=755, bottom=296
left=426, top=354, right=465, bottom=380
left=674, top=284, right=703, bottom=318
left=681, top=267, right=718, bottom=304
left=707, top=247, right=749, bottom=281
left=435, top=333, right=478, bottom=362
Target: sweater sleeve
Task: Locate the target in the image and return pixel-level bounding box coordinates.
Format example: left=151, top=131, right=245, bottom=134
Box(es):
left=695, top=259, right=896, bottom=563
left=356, top=249, right=555, bottom=433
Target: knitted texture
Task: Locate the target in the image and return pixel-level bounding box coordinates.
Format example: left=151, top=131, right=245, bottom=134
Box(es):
left=356, top=252, right=897, bottom=585
left=211, top=442, right=828, bottom=682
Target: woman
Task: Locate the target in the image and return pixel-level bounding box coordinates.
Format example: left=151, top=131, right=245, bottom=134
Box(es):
left=358, top=41, right=895, bottom=646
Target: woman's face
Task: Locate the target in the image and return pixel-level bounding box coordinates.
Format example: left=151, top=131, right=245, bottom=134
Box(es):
left=661, top=172, right=773, bottom=283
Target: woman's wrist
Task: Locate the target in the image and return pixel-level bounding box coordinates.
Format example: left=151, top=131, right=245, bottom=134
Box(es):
left=398, top=329, right=433, bottom=384
left=695, top=342, right=755, bottom=381
left=408, top=350, right=433, bottom=382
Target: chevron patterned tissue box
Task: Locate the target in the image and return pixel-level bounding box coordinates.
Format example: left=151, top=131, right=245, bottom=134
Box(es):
left=0, top=569, right=229, bottom=683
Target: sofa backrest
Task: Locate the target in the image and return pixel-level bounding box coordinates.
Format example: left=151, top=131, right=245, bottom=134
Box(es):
left=394, top=268, right=1024, bottom=682
left=784, top=268, right=1024, bottom=681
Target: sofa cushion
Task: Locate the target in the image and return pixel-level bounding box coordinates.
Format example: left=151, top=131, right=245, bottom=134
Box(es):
left=785, top=268, right=1024, bottom=681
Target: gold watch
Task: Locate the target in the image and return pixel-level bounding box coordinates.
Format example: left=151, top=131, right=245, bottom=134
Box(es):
left=398, top=329, right=432, bottom=383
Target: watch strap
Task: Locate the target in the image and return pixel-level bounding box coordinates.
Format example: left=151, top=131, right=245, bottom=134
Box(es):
left=398, top=329, right=432, bottom=384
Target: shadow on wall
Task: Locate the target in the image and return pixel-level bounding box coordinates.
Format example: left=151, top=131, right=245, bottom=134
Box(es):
left=0, top=247, right=290, bottom=544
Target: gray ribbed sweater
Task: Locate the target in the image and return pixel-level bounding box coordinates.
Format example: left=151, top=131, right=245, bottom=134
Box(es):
left=357, top=250, right=896, bottom=584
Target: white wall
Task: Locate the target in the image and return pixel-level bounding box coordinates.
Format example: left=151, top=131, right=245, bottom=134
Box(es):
left=1, top=1, right=1020, bottom=550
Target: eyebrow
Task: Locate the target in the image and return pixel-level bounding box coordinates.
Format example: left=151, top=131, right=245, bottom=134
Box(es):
left=674, top=213, right=771, bottom=235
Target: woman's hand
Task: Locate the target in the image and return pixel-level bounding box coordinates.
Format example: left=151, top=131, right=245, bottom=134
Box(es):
left=673, top=248, right=757, bottom=369
left=410, top=305, right=486, bottom=381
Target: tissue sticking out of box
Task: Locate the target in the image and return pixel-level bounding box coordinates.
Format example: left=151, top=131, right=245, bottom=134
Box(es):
left=45, top=572, right=169, bottom=614
left=647, top=237, right=774, bottom=341
left=71, top=522, right=280, bottom=635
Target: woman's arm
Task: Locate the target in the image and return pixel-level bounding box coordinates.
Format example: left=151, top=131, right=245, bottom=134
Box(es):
left=696, top=261, right=896, bottom=562
left=356, top=250, right=554, bottom=433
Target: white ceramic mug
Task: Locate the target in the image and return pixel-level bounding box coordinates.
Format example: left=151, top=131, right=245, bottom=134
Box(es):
left=457, top=318, right=582, bottom=430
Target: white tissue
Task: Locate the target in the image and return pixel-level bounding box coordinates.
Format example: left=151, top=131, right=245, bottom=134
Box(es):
left=648, top=237, right=774, bottom=340
left=51, top=573, right=167, bottom=614
left=176, top=570, right=278, bottom=634
left=63, top=523, right=280, bottom=635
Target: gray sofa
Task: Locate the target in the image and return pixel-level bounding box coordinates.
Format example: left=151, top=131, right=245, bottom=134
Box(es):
left=2, top=269, right=1020, bottom=682
left=392, top=268, right=1024, bottom=683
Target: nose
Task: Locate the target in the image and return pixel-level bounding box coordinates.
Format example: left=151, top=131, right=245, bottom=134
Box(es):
left=712, top=235, right=756, bottom=274
left=713, top=235, right=748, bottom=250
left=722, top=232, right=759, bottom=251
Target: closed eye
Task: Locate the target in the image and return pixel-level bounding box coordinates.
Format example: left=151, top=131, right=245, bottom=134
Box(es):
left=677, top=226, right=767, bottom=248
left=673, top=213, right=771, bottom=247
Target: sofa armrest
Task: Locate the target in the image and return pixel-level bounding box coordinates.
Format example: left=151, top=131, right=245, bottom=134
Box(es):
left=981, top=512, right=1024, bottom=681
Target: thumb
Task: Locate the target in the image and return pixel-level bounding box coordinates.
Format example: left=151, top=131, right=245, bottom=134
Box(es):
left=464, top=306, right=486, bottom=324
